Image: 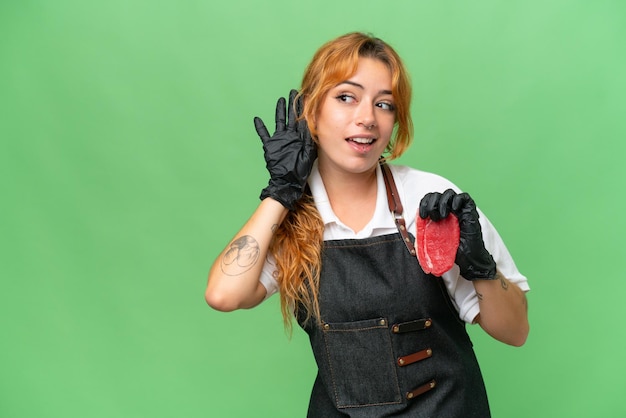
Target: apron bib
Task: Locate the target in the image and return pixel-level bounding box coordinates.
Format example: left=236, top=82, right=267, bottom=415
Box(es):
left=297, top=164, right=491, bottom=417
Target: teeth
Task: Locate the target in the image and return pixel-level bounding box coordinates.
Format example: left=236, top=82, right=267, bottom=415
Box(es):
left=350, top=137, right=374, bottom=144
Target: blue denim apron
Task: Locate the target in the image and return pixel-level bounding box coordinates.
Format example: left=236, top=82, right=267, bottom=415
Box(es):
left=297, top=165, right=491, bottom=417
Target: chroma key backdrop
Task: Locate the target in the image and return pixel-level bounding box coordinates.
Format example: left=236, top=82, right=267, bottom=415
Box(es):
left=2, top=1, right=625, bottom=417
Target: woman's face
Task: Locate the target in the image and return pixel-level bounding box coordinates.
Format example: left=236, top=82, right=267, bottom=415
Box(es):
left=314, top=57, right=396, bottom=177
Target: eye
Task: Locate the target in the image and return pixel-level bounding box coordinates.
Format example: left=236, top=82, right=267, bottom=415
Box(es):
left=377, top=101, right=396, bottom=111
left=335, top=94, right=356, bottom=104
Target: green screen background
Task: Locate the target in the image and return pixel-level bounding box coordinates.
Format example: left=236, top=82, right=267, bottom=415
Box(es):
left=2, top=1, right=625, bottom=417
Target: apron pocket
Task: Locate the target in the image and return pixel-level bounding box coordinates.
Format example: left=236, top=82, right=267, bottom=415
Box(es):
left=321, top=317, right=401, bottom=408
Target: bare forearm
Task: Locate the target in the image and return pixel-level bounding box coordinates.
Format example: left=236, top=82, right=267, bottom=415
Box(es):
left=206, top=198, right=288, bottom=311
left=473, top=271, right=529, bottom=346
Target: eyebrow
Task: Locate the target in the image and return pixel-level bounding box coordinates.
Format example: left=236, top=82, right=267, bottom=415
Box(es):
left=338, top=80, right=392, bottom=96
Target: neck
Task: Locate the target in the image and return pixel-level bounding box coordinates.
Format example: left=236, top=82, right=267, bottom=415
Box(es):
left=319, top=162, right=378, bottom=197
left=317, top=161, right=380, bottom=233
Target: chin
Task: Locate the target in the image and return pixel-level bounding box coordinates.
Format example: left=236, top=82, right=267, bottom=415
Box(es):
left=340, top=157, right=381, bottom=174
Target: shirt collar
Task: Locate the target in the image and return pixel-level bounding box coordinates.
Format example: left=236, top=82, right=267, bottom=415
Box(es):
left=308, top=161, right=397, bottom=237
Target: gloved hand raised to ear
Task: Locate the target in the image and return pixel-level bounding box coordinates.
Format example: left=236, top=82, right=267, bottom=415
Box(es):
left=254, top=89, right=317, bottom=211
left=419, top=189, right=497, bottom=280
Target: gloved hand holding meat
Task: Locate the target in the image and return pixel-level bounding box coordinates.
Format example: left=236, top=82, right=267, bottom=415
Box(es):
left=419, top=189, right=497, bottom=280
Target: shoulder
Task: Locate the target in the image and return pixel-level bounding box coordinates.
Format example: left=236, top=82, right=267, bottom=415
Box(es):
left=387, top=164, right=461, bottom=213
left=388, top=164, right=461, bottom=193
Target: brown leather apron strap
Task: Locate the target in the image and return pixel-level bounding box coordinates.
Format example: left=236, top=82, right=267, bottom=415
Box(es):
left=406, top=379, right=437, bottom=400
left=397, top=348, right=433, bottom=367
left=380, top=162, right=416, bottom=256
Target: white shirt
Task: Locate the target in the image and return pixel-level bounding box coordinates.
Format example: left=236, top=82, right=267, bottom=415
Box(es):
left=260, top=162, right=530, bottom=324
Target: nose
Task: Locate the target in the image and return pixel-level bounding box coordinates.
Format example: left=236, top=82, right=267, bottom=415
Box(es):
left=355, top=103, right=376, bottom=130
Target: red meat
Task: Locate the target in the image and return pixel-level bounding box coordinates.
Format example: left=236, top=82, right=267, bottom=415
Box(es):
left=416, top=213, right=460, bottom=276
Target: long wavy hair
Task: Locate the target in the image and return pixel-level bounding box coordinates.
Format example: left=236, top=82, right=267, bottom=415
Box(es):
left=270, top=32, right=414, bottom=331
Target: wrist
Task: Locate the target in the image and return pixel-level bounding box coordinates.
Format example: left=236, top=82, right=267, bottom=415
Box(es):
left=260, top=182, right=304, bottom=211
left=259, top=196, right=290, bottom=223
left=460, top=253, right=496, bottom=281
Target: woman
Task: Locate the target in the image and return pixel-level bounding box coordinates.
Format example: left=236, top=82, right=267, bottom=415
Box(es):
left=206, top=32, right=529, bottom=417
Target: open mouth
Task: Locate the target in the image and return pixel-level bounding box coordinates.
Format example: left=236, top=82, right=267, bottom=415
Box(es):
left=348, top=137, right=376, bottom=144
left=346, top=136, right=377, bottom=153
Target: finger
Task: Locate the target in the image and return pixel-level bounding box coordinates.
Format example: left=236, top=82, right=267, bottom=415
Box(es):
left=438, top=189, right=456, bottom=219
left=419, top=193, right=433, bottom=219
left=297, top=119, right=313, bottom=144
left=295, top=90, right=304, bottom=117
left=253, top=117, right=270, bottom=142
left=304, top=131, right=318, bottom=159
left=275, top=96, right=286, bottom=132
left=294, top=91, right=312, bottom=139
left=451, top=193, right=476, bottom=217
left=419, top=192, right=442, bottom=220
left=287, top=89, right=298, bottom=130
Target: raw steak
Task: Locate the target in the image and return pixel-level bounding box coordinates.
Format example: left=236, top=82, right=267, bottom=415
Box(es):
left=416, top=213, right=460, bottom=276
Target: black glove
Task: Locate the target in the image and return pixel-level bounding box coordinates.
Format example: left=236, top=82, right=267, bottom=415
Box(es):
left=419, top=189, right=497, bottom=280
left=254, top=89, right=317, bottom=210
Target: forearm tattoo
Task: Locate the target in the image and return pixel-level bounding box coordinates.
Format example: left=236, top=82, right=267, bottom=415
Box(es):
left=476, top=271, right=508, bottom=302
left=499, top=276, right=509, bottom=291
left=221, top=235, right=260, bottom=276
